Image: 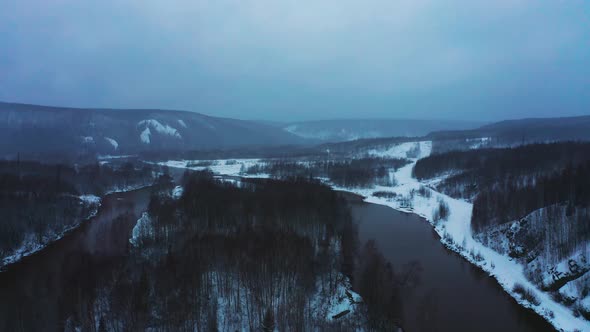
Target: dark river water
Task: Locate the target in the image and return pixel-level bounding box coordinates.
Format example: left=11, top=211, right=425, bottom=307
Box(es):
left=0, top=187, right=152, bottom=331
left=347, top=195, right=555, bottom=332
left=0, top=185, right=554, bottom=331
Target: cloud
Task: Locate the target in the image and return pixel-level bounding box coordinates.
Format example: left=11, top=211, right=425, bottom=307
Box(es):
left=1, top=0, right=589, bottom=121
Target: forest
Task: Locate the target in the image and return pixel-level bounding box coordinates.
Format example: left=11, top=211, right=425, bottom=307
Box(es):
left=42, top=171, right=410, bottom=331
left=245, top=157, right=409, bottom=188
left=412, top=142, right=590, bottom=266
left=413, top=142, right=590, bottom=200
left=0, top=160, right=156, bottom=264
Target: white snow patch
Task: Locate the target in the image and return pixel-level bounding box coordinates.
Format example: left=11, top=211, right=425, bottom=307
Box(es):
left=467, top=137, right=492, bottom=149
left=81, top=136, right=94, bottom=144
left=140, top=127, right=151, bottom=144
left=177, top=119, right=187, bottom=128
left=130, top=212, right=153, bottom=247
left=156, top=159, right=267, bottom=178
left=79, top=195, right=101, bottom=205
left=334, top=141, right=590, bottom=332
left=137, top=119, right=182, bottom=144
left=368, top=141, right=432, bottom=159
left=104, top=137, right=119, bottom=150
left=172, top=185, right=183, bottom=199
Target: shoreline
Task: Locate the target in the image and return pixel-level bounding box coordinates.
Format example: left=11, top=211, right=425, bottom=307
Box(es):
left=0, top=184, right=153, bottom=272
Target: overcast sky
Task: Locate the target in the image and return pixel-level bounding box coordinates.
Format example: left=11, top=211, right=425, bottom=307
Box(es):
left=1, top=1, right=589, bottom=122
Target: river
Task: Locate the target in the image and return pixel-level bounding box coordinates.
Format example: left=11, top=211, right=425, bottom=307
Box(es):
left=0, top=184, right=555, bottom=331
left=346, top=194, right=555, bottom=331
left=0, top=187, right=153, bottom=331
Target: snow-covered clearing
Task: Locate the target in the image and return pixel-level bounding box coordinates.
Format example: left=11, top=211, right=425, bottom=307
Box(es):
left=158, top=159, right=267, bottom=178
left=367, top=141, right=427, bottom=159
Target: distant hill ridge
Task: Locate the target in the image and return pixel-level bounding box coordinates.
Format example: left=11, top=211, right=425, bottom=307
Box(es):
left=0, top=101, right=304, bottom=158
left=283, top=118, right=483, bottom=142
left=428, top=115, right=590, bottom=143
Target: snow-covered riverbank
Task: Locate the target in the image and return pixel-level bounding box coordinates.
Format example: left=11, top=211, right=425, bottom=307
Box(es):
left=1, top=183, right=154, bottom=271
left=1, top=194, right=101, bottom=270
left=157, top=143, right=590, bottom=331
left=335, top=142, right=590, bottom=332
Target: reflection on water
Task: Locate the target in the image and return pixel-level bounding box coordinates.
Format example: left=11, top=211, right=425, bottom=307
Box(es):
left=347, top=197, right=555, bottom=332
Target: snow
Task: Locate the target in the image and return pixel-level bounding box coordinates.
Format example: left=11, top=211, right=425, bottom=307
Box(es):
left=559, top=282, right=578, bottom=303
left=367, top=141, right=431, bottom=159
left=79, top=194, right=101, bottom=205
left=137, top=119, right=182, bottom=144
left=467, top=137, right=491, bottom=149
left=157, top=159, right=265, bottom=177
left=172, top=185, right=183, bottom=199
left=177, top=119, right=187, bottom=128
left=1, top=194, right=101, bottom=270
left=212, top=270, right=362, bottom=331
left=104, top=137, right=118, bottom=150
left=309, top=273, right=363, bottom=322
left=81, top=136, right=94, bottom=144
left=337, top=141, right=590, bottom=332
left=130, top=212, right=152, bottom=247
left=140, top=127, right=151, bottom=144
left=542, top=252, right=590, bottom=290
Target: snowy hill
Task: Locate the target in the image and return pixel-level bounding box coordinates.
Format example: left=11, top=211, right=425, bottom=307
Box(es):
left=0, top=102, right=305, bottom=158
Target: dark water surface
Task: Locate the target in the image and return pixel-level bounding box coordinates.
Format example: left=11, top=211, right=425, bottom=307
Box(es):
left=0, top=187, right=152, bottom=331
left=0, top=185, right=554, bottom=331
left=346, top=195, right=555, bottom=332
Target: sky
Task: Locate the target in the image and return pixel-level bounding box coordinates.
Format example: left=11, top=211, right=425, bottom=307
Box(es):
left=1, top=1, right=589, bottom=122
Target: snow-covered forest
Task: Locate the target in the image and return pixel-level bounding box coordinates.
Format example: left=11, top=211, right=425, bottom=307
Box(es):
left=0, top=160, right=158, bottom=269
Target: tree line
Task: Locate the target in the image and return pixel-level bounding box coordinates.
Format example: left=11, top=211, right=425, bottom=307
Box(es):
left=0, top=160, right=157, bottom=261
left=56, top=171, right=409, bottom=331
left=245, top=157, right=409, bottom=188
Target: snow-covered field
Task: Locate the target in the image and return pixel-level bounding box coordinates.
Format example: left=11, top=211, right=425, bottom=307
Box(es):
left=157, top=159, right=267, bottom=178
left=161, top=140, right=590, bottom=331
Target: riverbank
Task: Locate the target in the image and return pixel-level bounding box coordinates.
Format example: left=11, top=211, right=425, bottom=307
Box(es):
left=0, top=183, right=152, bottom=271
left=0, top=194, right=101, bottom=270
left=157, top=152, right=589, bottom=331
left=333, top=145, right=589, bottom=332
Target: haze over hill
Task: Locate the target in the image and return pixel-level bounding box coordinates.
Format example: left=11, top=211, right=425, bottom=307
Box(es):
left=0, top=102, right=304, bottom=158
left=428, top=115, right=590, bottom=144
left=283, top=119, right=483, bottom=142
